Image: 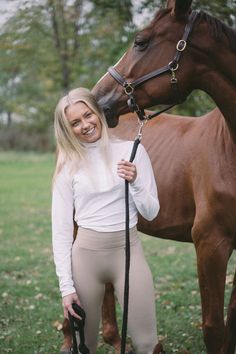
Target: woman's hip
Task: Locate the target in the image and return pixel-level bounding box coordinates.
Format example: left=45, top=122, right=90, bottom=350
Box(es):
left=73, top=225, right=139, bottom=251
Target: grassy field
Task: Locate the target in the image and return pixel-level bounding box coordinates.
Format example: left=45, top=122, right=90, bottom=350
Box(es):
left=0, top=152, right=235, bottom=354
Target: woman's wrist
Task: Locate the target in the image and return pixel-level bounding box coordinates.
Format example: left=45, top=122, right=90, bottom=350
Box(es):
left=62, top=292, right=81, bottom=319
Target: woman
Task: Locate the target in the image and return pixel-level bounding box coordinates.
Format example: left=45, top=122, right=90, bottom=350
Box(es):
left=52, top=87, right=162, bottom=354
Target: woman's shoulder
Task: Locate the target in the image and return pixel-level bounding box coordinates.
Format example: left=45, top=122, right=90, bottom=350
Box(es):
left=110, top=137, right=134, bottom=148
left=109, top=138, right=148, bottom=156
left=112, top=139, right=147, bottom=151
left=54, top=163, right=74, bottom=185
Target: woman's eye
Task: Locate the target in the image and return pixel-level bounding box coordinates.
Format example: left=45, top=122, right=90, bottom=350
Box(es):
left=72, top=121, right=80, bottom=127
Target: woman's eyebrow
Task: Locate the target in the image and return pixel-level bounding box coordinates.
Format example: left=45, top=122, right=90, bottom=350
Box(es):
left=83, top=110, right=92, bottom=117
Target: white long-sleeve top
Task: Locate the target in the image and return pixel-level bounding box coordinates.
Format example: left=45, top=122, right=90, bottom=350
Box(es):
left=52, top=139, right=159, bottom=297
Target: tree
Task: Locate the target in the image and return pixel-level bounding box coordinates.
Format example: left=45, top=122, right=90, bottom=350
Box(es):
left=137, top=0, right=235, bottom=26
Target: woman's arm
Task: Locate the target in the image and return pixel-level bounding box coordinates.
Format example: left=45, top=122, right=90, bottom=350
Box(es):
left=51, top=168, right=76, bottom=297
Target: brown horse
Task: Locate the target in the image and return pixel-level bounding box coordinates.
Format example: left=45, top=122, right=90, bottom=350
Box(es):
left=91, top=1, right=236, bottom=354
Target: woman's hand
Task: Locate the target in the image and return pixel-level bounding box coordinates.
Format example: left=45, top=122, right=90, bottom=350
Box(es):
left=62, top=292, right=81, bottom=320
left=117, top=160, right=137, bottom=183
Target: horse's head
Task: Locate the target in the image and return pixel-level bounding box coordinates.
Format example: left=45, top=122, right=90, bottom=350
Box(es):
left=93, top=0, right=197, bottom=126
left=93, top=0, right=236, bottom=127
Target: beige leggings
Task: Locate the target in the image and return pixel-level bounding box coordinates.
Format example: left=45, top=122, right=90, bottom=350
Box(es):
left=72, top=226, right=158, bottom=354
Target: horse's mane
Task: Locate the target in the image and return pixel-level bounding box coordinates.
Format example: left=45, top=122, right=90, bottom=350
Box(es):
left=197, top=11, right=236, bottom=52
left=150, top=8, right=236, bottom=53
left=149, top=8, right=170, bottom=27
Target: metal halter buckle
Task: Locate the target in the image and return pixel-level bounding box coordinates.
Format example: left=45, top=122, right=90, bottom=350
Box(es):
left=124, top=83, right=134, bottom=95
left=176, top=39, right=187, bottom=51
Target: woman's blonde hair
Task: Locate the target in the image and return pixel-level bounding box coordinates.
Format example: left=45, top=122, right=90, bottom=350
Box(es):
left=53, top=87, right=110, bottom=180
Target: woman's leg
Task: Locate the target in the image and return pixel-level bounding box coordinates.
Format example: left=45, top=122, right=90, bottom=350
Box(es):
left=72, top=246, right=105, bottom=354
left=114, top=241, right=158, bottom=354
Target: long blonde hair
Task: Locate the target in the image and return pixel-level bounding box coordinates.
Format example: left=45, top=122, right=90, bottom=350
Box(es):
left=53, top=87, right=110, bottom=180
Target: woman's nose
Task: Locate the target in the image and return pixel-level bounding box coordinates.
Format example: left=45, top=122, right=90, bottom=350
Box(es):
left=81, top=118, right=90, bottom=130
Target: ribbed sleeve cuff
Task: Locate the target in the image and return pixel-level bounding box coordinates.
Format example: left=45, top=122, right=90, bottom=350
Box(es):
left=61, top=286, right=77, bottom=298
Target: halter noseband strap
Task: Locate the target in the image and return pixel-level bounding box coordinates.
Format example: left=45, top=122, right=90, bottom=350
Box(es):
left=108, top=10, right=199, bottom=121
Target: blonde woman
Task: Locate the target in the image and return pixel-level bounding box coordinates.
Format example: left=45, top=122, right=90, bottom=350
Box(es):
left=52, top=88, right=162, bottom=354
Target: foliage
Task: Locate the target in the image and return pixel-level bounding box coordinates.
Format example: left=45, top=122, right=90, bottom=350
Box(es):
left=137, top=0, right=235, bottom=26
left=0, top=152, right=236, bottom=353
left=0, top=0, right=134, bottom=139
left=0, top=123, right=54, bottom=151
left=0, top=2, right=61, bottom=131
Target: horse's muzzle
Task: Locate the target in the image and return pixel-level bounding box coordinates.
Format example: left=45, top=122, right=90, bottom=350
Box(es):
left=101, top=105, right=119, bottom=128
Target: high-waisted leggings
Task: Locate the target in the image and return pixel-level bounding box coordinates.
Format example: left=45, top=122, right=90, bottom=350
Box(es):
left=72, top=226, right=158, bottom=354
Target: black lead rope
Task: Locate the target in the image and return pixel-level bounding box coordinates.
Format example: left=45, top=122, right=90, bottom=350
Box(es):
left=68, top=303, right=90, bottom=354
left=121, top=137, right=141, bottom=354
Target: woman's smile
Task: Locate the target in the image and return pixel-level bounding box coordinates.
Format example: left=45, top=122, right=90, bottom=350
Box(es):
left=83, top=127, right=95, bottom=136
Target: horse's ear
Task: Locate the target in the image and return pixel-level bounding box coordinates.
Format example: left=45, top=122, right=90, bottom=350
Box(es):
left=167, top=0, right=192, bottom=19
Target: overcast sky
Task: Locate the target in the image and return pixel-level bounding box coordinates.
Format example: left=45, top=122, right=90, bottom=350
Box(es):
left=0, top=0, right=17, bottom=25
left=0, top=0, right=153, bottom=28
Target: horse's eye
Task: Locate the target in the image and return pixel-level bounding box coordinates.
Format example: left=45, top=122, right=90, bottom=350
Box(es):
left=134, top=36, right=149, bottom=51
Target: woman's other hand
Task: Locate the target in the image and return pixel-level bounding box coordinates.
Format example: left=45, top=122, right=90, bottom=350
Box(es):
left=62, top=292, right=81, bottom=319
left=117, top=160, right=137, bottom=183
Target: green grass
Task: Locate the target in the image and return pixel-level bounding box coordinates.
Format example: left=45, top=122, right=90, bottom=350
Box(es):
left=0, top=152, right=235, bottom=354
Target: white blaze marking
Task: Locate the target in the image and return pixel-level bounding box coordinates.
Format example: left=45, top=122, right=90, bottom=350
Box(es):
left=96, top=52, right=127, bottom=85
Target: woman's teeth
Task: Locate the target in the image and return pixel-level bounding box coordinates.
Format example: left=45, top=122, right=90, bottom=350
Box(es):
left=84, top=127, right=95, bottom=135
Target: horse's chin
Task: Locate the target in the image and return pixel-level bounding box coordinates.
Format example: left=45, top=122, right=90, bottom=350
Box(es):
left=107, top=117, right=119, bottom=128
left=102, top=107, right=120, bottom=128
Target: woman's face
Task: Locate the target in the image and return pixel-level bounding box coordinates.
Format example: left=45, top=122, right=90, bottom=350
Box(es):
left=65, top=101, right=102, bottom=143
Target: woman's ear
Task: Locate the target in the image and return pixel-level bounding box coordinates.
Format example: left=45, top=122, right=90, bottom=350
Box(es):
left=167, top=0, right=192, bottom=19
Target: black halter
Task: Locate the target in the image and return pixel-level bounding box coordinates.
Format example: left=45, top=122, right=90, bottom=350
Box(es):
left=108, top=10, right=199, bottom=121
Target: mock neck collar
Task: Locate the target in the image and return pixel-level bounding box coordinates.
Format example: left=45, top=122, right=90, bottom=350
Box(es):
left=82, top=138, right=102, bottom=149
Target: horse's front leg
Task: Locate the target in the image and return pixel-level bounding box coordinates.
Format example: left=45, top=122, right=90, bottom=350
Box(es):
left=102, top=282, right=121, bottom=353
left=102, top=283, right=133, bottom=353
left=223, top=269, right=236, bottom=354
left=193, top=224, right=232, bottom=354
left=60, top=318, right=72, bottom=354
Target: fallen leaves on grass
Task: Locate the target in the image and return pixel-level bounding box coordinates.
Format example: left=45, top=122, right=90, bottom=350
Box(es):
left=52, top=320, right=63, bottom=331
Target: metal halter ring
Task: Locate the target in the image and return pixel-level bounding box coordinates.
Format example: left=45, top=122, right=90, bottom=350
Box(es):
left=168, top=61, right=179, bottom=71
left=124, top=83, right=134, bottom=95
left=176, top=39, right=187, bottom=51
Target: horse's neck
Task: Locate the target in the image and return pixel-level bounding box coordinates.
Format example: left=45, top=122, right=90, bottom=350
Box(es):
left=214, top=48, right=236, bottom=84
left=197, top=52, right=236, bottom=140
